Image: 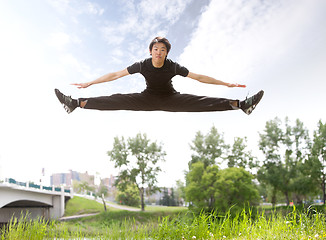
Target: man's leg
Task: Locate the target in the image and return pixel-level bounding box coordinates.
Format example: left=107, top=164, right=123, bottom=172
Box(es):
left=159, top=93, right=239, bottom=112
left=55, top=89, right=160, bottom=113
left=79, top=93, right=160, bottom=111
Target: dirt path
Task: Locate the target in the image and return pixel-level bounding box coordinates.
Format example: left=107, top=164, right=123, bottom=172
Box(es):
left=104, top=201, right=140, bottom=212
left=59, top=199, right=140, bottom=221
left=59, top=213, right=99, bottom=221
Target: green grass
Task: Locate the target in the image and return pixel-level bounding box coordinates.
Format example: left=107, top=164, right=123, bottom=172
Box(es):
left=64, top=196, right=187, bottom=216
left=1, top=197, right=325, bottom=240
left=64, top=196, right=105, bottom=216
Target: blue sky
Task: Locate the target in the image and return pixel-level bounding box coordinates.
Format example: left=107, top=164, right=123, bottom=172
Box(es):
left=0, top=0, right=325, bottom=187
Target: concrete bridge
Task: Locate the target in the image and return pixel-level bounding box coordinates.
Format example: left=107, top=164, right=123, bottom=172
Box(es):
left=0, top=178, right=73, bottom=223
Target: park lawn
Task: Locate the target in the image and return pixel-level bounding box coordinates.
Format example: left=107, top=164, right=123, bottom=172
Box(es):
left=64, top=196, right=105, bottom=216
left=64, top=195, right=187, bottom=216
left=3, top=196, right=325, bottom=239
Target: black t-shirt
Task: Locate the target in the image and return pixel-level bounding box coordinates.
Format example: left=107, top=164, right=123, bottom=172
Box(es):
left=127, top=58, right=189, bottom=95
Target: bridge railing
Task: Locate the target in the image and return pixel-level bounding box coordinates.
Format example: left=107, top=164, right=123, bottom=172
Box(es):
left=2, top=178, right=97, bottom=199
left=3, top=178, right=72, bottom=195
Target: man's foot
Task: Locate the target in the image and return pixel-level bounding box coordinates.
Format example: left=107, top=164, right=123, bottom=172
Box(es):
left=54, top=89, right=78, bottom=114
left=240, top=90, right=264, bottom=115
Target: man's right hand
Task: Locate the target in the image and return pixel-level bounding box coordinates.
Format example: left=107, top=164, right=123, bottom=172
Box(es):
left=71, top=82, right=92, bottom=89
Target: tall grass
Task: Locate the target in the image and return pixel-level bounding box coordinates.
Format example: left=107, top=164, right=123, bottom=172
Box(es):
left=1, top=206, right=325, bottom=239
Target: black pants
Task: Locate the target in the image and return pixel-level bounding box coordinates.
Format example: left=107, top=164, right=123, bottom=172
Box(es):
left=79, top=92, right=238, bottom=112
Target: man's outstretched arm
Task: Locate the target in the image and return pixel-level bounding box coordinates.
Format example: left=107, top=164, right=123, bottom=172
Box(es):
left=72, top=69, right=130, bottom=89
left=187, top=72, right=246, bottom=88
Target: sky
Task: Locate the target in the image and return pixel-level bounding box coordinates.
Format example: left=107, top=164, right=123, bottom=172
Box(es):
left=0, top=0, right=325, bottom=187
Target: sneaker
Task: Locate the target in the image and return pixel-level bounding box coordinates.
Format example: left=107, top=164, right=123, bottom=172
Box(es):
left=54, top=89, right=78, bottom=114
left=240, top=90, right=264, bottom=115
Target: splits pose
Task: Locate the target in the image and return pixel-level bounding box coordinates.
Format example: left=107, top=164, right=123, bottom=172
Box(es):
left=55, top=37, right=264, bottom=115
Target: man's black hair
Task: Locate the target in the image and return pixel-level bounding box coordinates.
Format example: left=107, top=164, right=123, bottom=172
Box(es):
left=149, top=37, right=171, bottom=53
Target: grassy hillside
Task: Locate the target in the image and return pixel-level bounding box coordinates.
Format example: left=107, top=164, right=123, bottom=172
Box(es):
left=64, top=196, right=104, bottom=216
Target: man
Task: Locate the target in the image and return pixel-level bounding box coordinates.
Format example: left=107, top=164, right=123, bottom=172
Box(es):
left=55, top=37, right=264, bottom=114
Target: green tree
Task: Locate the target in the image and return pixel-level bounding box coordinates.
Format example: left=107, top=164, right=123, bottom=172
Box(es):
left=186, top=163, right=219, bottom=210
left=186, top=162, right=259, bottom=212
left=227, top=137, right=257, bottom=171
left=108, top=133, right=166, bottom=211
left=96, top=183, right=108, bottom=211
left=285, top=118, right=311, bottom=203
left=214, top=167, right=260, bottom=213
left=201, top=164, right=219, bottom=209
left=116, top=183, right=140, bottom=207
left=308, top=120, right=326, bottom=204
left=160, top=187, right=177, bottom=206
left=257, top=118, right=283, bottom=206
left=258, top=117, right=310, bottom=206
left=185, top=161, right=208, bottom=209
left=175, top=179, right=185, bottom=206
left=73, top=180, right=95, bottom=195
left=189, top=126, right=228, bottom=168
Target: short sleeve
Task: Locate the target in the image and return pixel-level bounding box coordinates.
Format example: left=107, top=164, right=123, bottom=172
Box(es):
left=127, top=62, right=141, bottom=74
left=175, top=62, right=189, bottom=77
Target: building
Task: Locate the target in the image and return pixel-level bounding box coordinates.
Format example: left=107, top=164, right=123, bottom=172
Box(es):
left=50, top=170, right=94, bottom=187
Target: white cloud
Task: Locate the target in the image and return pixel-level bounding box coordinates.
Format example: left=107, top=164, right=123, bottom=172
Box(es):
left=174, top=0, right=326, bottom=165
left=85, top=2, right=104, bottom=16
left=47, top=0, right=104, bottom=16
left=100, top=0, right=192, bottom=57
left=177, top=0, right=325, bottom=96
left=138, top=0, right=190, bottom=24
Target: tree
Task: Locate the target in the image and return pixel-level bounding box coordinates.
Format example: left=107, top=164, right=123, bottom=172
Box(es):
left=175, top=179, right=186, bottom=206
left=214, top=167, right=260, bottom=213
left=73, top=180, right=95, bottom=195
left=160, top=187, right=177, bottom=206
left=257, top=117, right=284, bottom=206
left=108, top=133, right=166, bottom=211
left=116, top=183, right=140, bottom=207
left=227, top=137, right=257, bottom=171
left=258, top=117, right=310, bottom=206
left=185, top=161, right=217, bottom=210
left=285, top=118, right=311, bottom=203
left=96, top=183, right=109, bottom=211
left=185, top=162, right=259, bottom=213
left=189, top=126, right=228, bottom=169
left=309, top=120, right=326, bottom=204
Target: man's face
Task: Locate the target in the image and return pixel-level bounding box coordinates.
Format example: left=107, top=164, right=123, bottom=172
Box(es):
left=150, top=42, right=168, bottom=61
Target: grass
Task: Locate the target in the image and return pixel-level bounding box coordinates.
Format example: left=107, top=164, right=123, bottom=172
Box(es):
left=1, top=197, right=326, bottom=239
left=64, top=196, right=105, bottom=216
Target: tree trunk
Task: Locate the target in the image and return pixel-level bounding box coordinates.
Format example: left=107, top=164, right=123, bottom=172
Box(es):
left=140, top=187, right=145, bottom=211
left=101, top=194, right=107, bottom=211
left=284, top=191, right=290, bottom=206
left=322, top=175, right=326, bottom=205
left=271, top=188, right=277, bottom=207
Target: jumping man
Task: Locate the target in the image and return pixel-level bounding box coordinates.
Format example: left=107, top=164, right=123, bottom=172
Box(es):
left=55, top=37, right=264, bottom=114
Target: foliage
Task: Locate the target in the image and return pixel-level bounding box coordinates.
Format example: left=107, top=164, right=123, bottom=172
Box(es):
left=186, top=161, right=259, bottom=213
left=160, top=187, right=177, bottom=206
left=95, top=182, right=109, bottom=211
left=72, top=180, right=95, bottom=194
left=116, top=183, right=140, bottom=207
left=214, top=167, right=260, bottom=213
left=189, top=126, right=228, bottom=168
left=308, top=120, right=326, bottom=204
left=186, top=126, right=260, bottom=212
left=227, top=136, right=258, bottom=171
left=258, top=117, right=311, bottom=206
left=175, top=179, right=186, bottom=206
left=185, top=161, right=211, bottom=209
left=108, top=133, right=166, bottom=211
